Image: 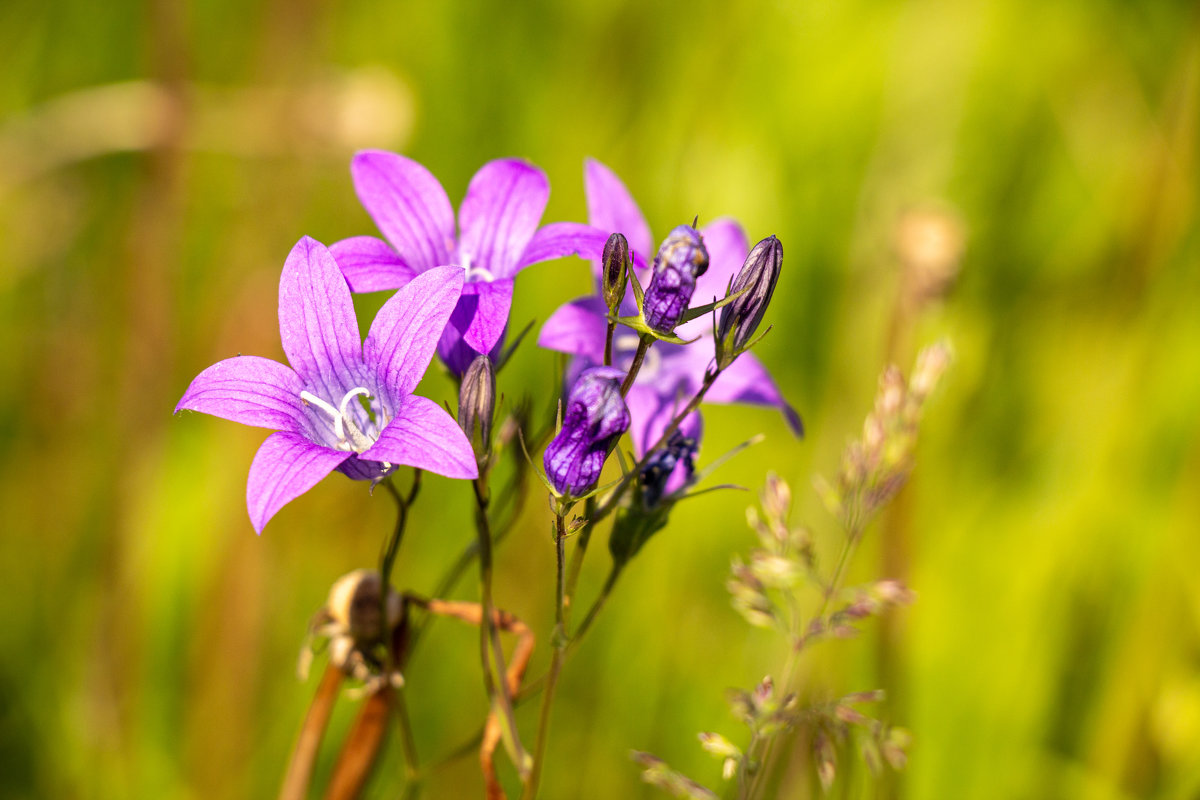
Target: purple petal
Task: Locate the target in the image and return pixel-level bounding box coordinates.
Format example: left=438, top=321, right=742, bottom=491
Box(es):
left=460, top=279, right=513, bottom=354
left=351, top=150, right=456, bottom=271
left=176, top=355, right=306, bottom=433
left=360, top=394, right=478, bottom=479
left=278, top=237, right=366, bottom=399
left=246, top=431, right=350, bottom=534
left=537, top=296, right=608, bottom=361
left=516, top=222, right=610, bottom=270
left=329, top=236, right=415, bottom=293
left=363, top=265, right=465, bottom=403
left=584, top=159, right=653, bottom=272
left=707, top=350, right=803, bottom=436
left=458, top=159, right=549, bottom=280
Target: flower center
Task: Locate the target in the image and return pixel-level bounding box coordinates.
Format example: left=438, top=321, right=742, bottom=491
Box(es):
left=300, top=387, right=389, bottom=454
left=459, top=251, right=496, bottom=283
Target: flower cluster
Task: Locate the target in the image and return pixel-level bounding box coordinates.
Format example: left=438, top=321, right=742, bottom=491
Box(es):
left=177, top=154, right=798, bottom=534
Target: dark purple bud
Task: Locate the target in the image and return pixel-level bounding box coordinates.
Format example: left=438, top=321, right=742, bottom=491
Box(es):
left=717, top=235, right=782, bottom=365
left=642, top=225, right=709, bottom=334
left=601, top=232, right=630, bottom=314
left=638, top=430, right=698, bottom=508
left=457, top=355, right=495, bottom=465
left=543, top=367, right=630, bottom=496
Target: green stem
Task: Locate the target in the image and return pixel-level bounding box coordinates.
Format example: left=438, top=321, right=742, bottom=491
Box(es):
left=620, top=335, right=651, bottom=396
left=522, top=511, right=569, bottom=799
left=568, top=564, right=620, bottom=649
left=603, top=320, right=616, bottom=367
left=473, top=477, right=526, bottom=771
left=562, top=497, right=596, bottom=626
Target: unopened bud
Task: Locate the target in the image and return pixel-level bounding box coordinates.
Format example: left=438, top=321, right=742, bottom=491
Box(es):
left=544, top=367, right=630, bottom=496
left=458, top=355, right=495, bottom=465
left=601, top=232, right=630, bottom=313
left=642, top=224, right=709, bottom=334
left=717, top=235, right=782, bottom=364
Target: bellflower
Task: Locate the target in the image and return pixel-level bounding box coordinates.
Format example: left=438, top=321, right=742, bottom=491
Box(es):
left=543, top=367, right=631, bottom=497
left=642, top=224, right=709, bottom=334
left=331, top=151, right=608, bottom=374
left=538, top=160, right=801, bottom=491
left=176, top=236, right=478, bottom=533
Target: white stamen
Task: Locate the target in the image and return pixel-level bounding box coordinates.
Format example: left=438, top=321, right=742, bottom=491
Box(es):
left=301, top=390, right=340, bottom=423
left=459, top=250, right=496, bottom=283
left=301, top=387, right=376, bottom=446
left=338, top=387, right=372, bottom=430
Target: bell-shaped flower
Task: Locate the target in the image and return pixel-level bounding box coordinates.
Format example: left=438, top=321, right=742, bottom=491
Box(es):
left=543, top=367, right=631, bottom=497
left=538, top=160, right=801, bottom=490
left=176, top=236, right=478, bottom=533
left=331, top=151, right=608, bottom=374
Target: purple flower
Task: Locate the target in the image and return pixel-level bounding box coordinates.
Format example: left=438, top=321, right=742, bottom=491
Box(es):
left=642, top=224, right=709, bottom=334
left=176, top=236, right=478, bottom=533
left=538, top=160, right=801, bottom=490
left=543, top=367, right=631, bottom=497
left=331, top=151, right=609, bottom=374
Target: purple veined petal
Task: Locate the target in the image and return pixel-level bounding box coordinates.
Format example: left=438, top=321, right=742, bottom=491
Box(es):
left=676, top=219, right=750, bottom=340
left=351, top=150, right=456, bottom=272
left=707, top=350, right=804, bottom=436
left=537, top=296, right=609, bottom=361
left=246, top=431, right=351, bottom=534
left=436, top=322, right=504, bottom=377
left=360, top=394, right=478, bottom=479
left=584, top=159, right=654, bottom=271
left=457, top=159, right=549, bottom=280
left=278, top=236, right=367, bottom=400
left=329, top=236, right=416, bottom=293
left=515, top=222, right=610, bottom=271
left=460, top=278, right=513, bottom=354
left=176, top=355, right=307, bottom=433
left=363, top=266, right=465, bottom=404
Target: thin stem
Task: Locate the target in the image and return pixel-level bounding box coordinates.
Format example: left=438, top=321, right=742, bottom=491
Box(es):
left=562, top=497, right=596, bottom=626
left=603, top=320, right=616, bottom=367
left=620, top=335, right=651, bottom=396
left=394, top=688, right=422, bottom=795
left=522, top=511, right=569, bottom=799
left=473, top=477, right=526, bottom=772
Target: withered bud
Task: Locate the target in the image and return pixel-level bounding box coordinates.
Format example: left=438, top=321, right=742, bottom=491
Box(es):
left=601, top=232, right=630, bottom=313
left=325, top=569, right=402, bottom=642
left=458, top=355, right=495, bottom=464
left=717, top=235, right=782, bottom=364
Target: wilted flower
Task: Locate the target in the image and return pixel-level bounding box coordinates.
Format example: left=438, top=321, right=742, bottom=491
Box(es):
left=332, top=151, right=608, bottom=373
left=543, top=366, right=630, bottom=496
left=642, top=224, right=709, bottom=334
left=716, top=235, right=782, bottom=367
left=176, top=236, right=477, bottom=532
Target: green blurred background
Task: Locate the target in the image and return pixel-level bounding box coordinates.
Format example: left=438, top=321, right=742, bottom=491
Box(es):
left=2, top=0, right=1199, bottom=797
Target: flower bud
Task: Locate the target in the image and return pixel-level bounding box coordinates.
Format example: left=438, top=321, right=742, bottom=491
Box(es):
left=457, top=355, right=495, bottom=465
left=543, top=367, right=630, bottom=496
left=601, top=232, right=630, bottom=314
left=638, top=430, right=698, bottom=509
left=717, top=235, right=782, bottom=363
left=642, top=224, right=709, bottom=334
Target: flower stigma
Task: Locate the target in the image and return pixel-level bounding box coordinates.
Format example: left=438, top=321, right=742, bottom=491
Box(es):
left=300, top=387, right=385, bottom=453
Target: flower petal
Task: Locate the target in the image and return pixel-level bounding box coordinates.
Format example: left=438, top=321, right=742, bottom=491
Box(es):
left=176, top=355, right=307, bottom=433
left=458, top=159, right=549, bottom=280
left=624, top=383, right=703, bottom=458
left=584, top=159, right=654, bottom=273
left=361, top=394, right=478, bottom=479
left=460, top=279, right=513, bottom=354
left=707, top=351, right=804, bottom=436
left=246, top=431, right=350, bottom=534
left=537, top=296, right=608, bottom=361
left=351, top=150, right=456, bottom=271
left=516, top=222, right=609, bottom=270
left=329, top=236, right=416, bottom=293
left=278, top=237, right=366, bottom=399
left=364, top=265, right=465, bottom=403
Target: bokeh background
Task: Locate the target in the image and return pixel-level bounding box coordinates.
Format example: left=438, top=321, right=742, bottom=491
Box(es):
left=3, top=0, right=1199, bottom=797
